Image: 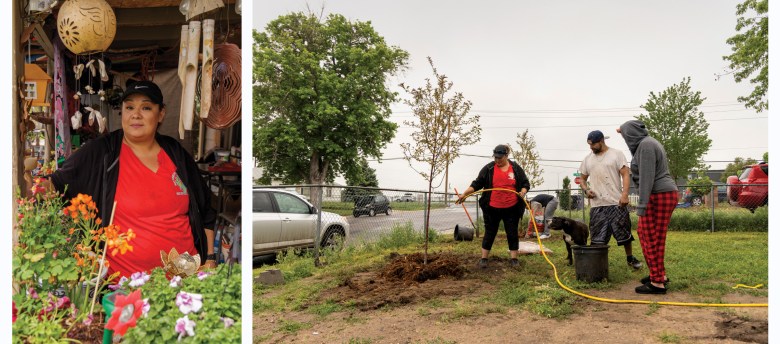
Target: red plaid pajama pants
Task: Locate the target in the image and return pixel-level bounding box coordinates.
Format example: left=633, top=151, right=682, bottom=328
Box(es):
left=637, top=191, right=677, bottom=284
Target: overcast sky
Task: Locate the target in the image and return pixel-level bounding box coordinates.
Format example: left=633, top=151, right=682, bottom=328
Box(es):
left=254, top=1, right=768, bottom=193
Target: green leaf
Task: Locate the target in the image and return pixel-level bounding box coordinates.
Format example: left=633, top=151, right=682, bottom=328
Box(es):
left=43, top=243, right=55, bottom=249
left=20, top=269, right=34, bottom=280
left=23, top=252, right=46, bottom=262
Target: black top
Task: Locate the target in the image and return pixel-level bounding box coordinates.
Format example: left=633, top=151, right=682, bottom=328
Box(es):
left=50, top=129, right=216, bottom=259
left=530, top=194, right=554, bottom=207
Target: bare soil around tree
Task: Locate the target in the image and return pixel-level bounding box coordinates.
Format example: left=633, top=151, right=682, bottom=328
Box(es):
left=254, top=252, right=768, bottom=344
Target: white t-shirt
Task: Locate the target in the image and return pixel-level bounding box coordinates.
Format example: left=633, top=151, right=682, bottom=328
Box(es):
left=579, top=147, right=628, bottom=208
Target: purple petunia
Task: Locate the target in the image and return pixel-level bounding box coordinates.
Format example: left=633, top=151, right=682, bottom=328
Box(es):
left=128, top=272, right=150, bottom=288
left=197, top=271, right=212, bottom=281
left=175, top=291, right=203, bottom=315
left=169, top=275, right=183, bottom=288
left=175, top=315, right=196, bottom=341
left=108, top=276, right=129, bottom=291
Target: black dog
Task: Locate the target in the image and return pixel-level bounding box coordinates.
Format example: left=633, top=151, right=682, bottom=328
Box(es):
left=546, top=216, right=589, bottom=265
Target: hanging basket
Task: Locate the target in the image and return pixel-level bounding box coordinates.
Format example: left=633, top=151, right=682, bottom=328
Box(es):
left=57, top=0, right=117, bottom=55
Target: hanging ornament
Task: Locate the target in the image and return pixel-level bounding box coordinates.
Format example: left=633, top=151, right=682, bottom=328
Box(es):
left=57, top=0, right=116, bottom=55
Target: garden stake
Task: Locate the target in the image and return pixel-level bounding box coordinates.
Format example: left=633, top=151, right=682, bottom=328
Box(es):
left=89, top=201, right=117, bottom=315
left=454, top=188, right=478, bottom=237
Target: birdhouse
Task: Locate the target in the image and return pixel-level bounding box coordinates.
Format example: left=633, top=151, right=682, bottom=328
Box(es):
left=24, top=63, right=52, bottom=107
left=57, top=0, right=116, bottom=55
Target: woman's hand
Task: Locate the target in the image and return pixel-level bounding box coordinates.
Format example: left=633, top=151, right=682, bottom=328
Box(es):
left=203, top=260, right=217, bottom=269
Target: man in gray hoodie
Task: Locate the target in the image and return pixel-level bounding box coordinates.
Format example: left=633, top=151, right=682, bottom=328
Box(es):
left=618, top=120, right=678, bottom=295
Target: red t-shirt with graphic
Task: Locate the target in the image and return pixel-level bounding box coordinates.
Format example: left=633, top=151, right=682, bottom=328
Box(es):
left=108, top=143, right=196, bottom=278
left=489, top=163, right=518, bottom=208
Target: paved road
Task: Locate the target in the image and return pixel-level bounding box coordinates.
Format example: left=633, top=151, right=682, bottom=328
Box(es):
left=345, top=205, right=482, bottom=243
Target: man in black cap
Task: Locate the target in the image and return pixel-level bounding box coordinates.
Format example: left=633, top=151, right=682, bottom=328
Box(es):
left=456, top=144, right=531, bottom=268
left=579, top=130, right=643, bottom=270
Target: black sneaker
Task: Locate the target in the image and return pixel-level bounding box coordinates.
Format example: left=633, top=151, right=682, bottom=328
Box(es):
left=640, top=275, right=669, bottom=286
left=510, top=258, right=520, bottom=267
left=627, top=256, right=643, bottom=270
left=635, top=282, right=667, bottom=294
left=478, top=258, right=488, bottom=269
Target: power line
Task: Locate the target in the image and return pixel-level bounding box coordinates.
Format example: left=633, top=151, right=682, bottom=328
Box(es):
left=390, top=101, right=746, bottom=115
left=397, top=116, right=767, bottom=129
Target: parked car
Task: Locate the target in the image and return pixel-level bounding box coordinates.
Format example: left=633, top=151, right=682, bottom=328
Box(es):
left=726, top=162, right=768, bottom=212
left=353, top=194, right=392, bottom=217
left=253, top=188, right=350, bottom=257
left=682, top=183, right=728, bottom=206
left=395, top=193, right=415, bottom=202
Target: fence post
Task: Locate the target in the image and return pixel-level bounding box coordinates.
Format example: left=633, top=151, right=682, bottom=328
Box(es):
left=314, top=185, right=323, bottom=267
left=710, top=184, right=715, bottom=232
left=581, top=188, right=586, bottom=223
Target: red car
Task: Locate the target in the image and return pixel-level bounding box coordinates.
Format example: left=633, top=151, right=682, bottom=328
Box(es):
left=726, top=163, right=768, bottom=212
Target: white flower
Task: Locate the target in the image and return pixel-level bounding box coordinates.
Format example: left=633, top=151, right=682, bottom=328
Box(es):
left=221, top=317, right=235, bottom=328
left=169, top=275, right=183, bottom=288
left=197, top=271, right=212, bottom=281
left=142, top=298, right=150, bottom=317
left=175, top=315, right=196, bottom=341
left=128, top=272, right=151, bottom=288
left=175, top=291, right=203, bottom=314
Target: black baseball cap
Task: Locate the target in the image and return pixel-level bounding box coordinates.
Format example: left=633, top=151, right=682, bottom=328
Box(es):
left=493, top=144, right=509, bottom=158
left=587, top=130, right=608, bottom=144
left=122, top=80, right=164, bottom=105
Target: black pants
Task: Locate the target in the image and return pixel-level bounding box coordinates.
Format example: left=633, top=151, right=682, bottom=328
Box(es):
left=482, top=203, right=523, bottom=251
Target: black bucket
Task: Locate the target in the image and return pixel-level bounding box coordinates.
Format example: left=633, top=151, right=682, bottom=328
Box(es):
left=454, top=224, right=474, bottom=241
left=572, top=244, right=609, bottom=282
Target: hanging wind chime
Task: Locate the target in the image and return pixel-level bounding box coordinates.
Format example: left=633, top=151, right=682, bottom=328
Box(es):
left=57, top=0, right=115, bottom=134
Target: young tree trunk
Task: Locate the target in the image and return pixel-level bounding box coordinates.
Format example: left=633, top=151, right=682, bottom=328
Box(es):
left=309, top=152, right=330, bottom=211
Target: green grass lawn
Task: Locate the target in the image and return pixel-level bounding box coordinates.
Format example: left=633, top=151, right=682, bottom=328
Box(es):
left=253, top=223, right=768, bottom=319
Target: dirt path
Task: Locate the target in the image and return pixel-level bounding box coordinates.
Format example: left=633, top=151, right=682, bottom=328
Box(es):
left=254, top=253, right=768, bottom=343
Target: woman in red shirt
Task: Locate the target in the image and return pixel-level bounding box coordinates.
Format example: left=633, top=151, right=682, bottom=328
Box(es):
left=456, top=144, right=531, bottom=268
left=51, top=81, right=217, bottom=278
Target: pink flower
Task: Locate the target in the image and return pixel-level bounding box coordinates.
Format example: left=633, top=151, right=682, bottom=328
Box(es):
left=12, top=301, right=17, bottom=323
left=221, top=317, right=235, bottom=328
left=38, top=294, right=71, bottom=320
left=175, top=291, right=203, bottom=315
left=169, top=275, right=183, bottom=288
left=197, top=271, right=212, bottom=281
left=128, top=272, right=150, bottom=288
left=83, top=313, right=94, bottom=325
left=175, top=315, right=196, bottom=340
left=27, top=287, right=39, bottom=299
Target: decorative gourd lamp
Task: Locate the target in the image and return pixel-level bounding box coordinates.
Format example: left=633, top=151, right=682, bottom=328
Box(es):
left=56, top=0, right=116, bottom=55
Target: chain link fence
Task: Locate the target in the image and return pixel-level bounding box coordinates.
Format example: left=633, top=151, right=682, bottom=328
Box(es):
left=253, top=183, right=768, bottom=260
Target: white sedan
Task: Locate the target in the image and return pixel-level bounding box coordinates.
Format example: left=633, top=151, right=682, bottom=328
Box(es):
left=253, top=188, right=350, bottom=257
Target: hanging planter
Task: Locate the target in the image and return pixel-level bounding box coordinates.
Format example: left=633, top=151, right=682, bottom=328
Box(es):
left=57, top=0, right=117, bottom=55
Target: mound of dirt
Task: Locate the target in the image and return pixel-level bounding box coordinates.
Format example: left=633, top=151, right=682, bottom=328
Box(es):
left=714, top=313, right=768, bottom=344
left=380, top=252, right=465, bottom=283
left=321, top=252, right=509, bottom=311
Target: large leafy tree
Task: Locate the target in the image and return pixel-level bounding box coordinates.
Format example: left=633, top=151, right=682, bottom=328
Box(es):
left=400, top=57, right=481, bottom=263
left=253, top=12, right=409, bottom=206
left=723, top=0, right=768, bottom=112
left=511, top=129, right=544, bottom=188
left=636, top=77, right=712, bottom=182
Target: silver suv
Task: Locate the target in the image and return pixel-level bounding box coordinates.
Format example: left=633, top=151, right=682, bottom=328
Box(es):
left=253, top=188, right=350, bottom=257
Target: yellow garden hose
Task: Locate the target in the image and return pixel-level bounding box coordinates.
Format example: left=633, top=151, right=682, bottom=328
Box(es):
left=459, top=188, right=767, bottom=307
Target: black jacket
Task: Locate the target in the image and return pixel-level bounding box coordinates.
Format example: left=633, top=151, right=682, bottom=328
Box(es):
left=469, top=160, right=531, bottom=213
left=50, top=129, right=216, bottom=258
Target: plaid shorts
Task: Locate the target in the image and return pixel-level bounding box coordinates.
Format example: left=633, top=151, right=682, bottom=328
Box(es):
left=589, top=205, right=634, bottom=245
